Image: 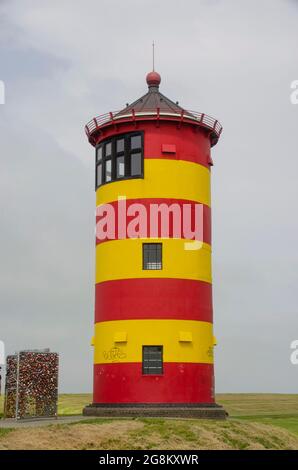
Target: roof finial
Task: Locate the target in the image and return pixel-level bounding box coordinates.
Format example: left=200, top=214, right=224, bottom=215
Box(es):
left=146, top=42, right=161, bottom=89
left=152, top=41, right=155, bottom=71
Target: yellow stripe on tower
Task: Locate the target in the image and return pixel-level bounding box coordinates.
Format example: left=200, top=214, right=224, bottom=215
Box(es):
left=94, top=319, right=214, bottom=365
left=96, top=159, right=211, bottom=207
left=95, top=239, right=212, bottom=284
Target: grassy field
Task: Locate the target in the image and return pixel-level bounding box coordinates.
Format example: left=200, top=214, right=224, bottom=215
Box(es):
left=0, top=394, right=298, bottom=450
left=218, top=394, right=298, bottom=436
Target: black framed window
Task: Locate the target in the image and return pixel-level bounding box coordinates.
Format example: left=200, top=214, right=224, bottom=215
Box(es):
left=116, top=155, right=125, bottom=178
left=142, top=346, right=163, bottom=375
left=143, top=243, right=162, bottom=270
left=104, top=158, right=112, bottom=182
left=131, top=152, right=142, bottom=176
left=95, top=132, right=143, bottom=189
left=96, top=163, right=102, bottom=186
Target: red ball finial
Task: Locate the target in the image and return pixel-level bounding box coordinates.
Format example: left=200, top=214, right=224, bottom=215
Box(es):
left=146, top=71, right=161, bottom=87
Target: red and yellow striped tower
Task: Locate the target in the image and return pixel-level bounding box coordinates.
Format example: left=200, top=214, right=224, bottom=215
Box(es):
left=83, top=70, right=226, bottom=418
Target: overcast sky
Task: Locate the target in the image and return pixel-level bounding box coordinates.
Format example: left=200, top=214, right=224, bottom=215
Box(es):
left=0, top=0, right=298, bottom=393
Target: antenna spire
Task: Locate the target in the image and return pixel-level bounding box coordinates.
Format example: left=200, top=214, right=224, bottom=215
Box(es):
left=152, top=41, right=155, bottom=71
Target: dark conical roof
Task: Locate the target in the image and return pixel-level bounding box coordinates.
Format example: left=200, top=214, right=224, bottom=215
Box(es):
left=116, top=70, right=187, bottom=117
left=85, top=70, right=223, bottom=148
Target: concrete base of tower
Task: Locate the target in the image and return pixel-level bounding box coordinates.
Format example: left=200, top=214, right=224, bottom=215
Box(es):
left=83, top=403, right=227, bottom=420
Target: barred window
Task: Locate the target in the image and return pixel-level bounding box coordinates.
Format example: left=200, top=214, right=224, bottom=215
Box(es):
left=142, top=346, right=163, bottom=375
left=143, top=243, right=162, bottom=270
left=95, top=132, right=143, bottom=189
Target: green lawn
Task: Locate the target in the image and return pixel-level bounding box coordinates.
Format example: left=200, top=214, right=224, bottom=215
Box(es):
left=58, top=394, right=92, bottom=416
left=234, top=414, right=298, bottom=436
left=217, top=393, right=298, bottom=417
left=216, top=394, right=298, bottom=436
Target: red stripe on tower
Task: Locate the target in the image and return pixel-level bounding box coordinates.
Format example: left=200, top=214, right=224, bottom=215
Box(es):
left=93, top=362, right=214, bottom=404
left=95, top=279, right=213, bottom=323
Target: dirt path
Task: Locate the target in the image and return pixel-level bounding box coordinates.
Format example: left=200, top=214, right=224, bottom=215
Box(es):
left=0, top=415, right=91, bottom=428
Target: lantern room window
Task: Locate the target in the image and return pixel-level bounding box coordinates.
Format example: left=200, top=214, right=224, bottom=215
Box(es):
left=95, top=132, right=143, bottom=189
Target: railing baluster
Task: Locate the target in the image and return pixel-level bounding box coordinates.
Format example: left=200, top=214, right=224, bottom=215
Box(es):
left=86, top=109, right=222, bottom=139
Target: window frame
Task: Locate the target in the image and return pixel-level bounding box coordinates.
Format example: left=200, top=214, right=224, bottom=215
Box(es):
left=103, top=139, right=112, bottom=183
left=142, top=345, right=163, bottom=376
left=142, top=243, right=163, bottom=270
left=95, top=131, right=144, bottom=189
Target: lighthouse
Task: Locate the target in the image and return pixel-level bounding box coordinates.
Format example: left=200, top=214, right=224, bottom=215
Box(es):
left=83, top=68, right=226, bottom=418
